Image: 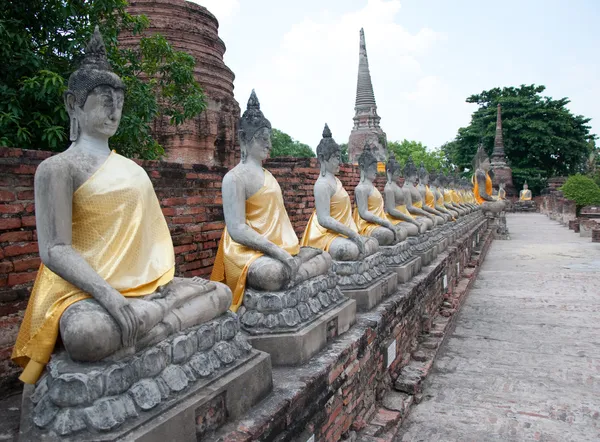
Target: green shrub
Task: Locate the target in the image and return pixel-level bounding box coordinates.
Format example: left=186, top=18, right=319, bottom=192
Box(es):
left=560, top=174, right=600, bottom=208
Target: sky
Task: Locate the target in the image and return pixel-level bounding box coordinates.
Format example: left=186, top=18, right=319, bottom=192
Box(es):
left=194, top=0, right=600, bottom=152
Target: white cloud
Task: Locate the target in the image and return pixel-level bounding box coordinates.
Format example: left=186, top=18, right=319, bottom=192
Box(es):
left=232, top=0, right=446, bottom=150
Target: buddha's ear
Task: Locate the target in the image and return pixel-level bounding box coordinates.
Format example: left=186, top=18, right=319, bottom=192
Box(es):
left=64, top=92, right=77, bottom=116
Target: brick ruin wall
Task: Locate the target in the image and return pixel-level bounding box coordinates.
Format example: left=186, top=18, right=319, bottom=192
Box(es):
left=0, top=148, right=390, bottom=394
left=0, top=147, right=491, bottom=442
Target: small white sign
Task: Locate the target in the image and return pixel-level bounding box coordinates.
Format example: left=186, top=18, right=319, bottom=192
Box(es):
left=387, top=341, right=397, bottom=368
left=443, top=274, right=448, bottom=289
left=307, top=435, right=315, bottom=442
left=456, top=262, right=460, bottom=275
left=477, top=233, right=480, bottom=243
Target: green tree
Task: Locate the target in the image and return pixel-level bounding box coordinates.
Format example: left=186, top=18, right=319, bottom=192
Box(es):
left=0, top=0, right=206, bottom=159
left=441, top=84, right=597, bottom=194
left=560, top=174, right=600, bottom=210
left=387, top=139, right=448, bottom=172
left=270, top=128, right=315, bottom=158
left=339, top=143, right=349, bottom=163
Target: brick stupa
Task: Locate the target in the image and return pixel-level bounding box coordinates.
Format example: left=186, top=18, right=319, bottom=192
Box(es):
left=490, top=104, right=515, bottom=196
left=348, top=29, right=387, bottom=163
left=122, top=0, right=240, bottom=166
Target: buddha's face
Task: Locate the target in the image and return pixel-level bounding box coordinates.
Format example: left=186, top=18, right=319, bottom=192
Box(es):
left=481, top=158, right=491, bottom=172
left=323, top=151, right=341, bottom=175
left=523, top=184, right=528, bottom=190
left=246, top=127, right=272, bottom=161
left=406, top=173, right=417, bottom=186
left=388, top=168, right=400, bottom=184
left=364, top=163, right=377, bottom=181
left=74, top=85, right=124, bottom=140
left=420, top=174, right=429, bottom=185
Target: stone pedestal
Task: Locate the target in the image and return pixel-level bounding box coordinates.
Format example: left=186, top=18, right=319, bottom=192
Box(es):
left=380, top=240, right=421, bottom=283
left=19, top=313, right=272, bottom=441
left=331, top=252, right=397, bottom=311
left=238, top=272, right=356, bottom=365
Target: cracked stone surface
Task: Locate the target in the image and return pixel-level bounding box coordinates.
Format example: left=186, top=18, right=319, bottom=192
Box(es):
left=397, top=214, right=600, bottom=441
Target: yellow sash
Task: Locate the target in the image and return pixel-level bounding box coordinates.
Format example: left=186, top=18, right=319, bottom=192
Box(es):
left=413, top=200, right=423, bottom=209
left=520, top=189, right=532, bottom=201
left=425, top=185, right=435, bottom=208
left=211, top=170, right=299, bottom=313
left=451, top=190, right=461, bottom=204
left=473, top=172, right=493, bottom=204
left=12, top=152, right=175, bottom=384
left=353, top=186, right=386, bottom=236
left=443, top=189, right=453, bottom=203
left=301, top=177, right=358, bottom=251
left=387, top=204, right=414, bottom=224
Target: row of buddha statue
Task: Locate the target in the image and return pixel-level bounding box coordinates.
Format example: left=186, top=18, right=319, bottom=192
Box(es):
left=13, top=29, right=500, bottom=440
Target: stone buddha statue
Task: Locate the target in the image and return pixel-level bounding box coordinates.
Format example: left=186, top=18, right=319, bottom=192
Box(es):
left=212, top=90, right=331, bottom=313
left=301, top=124, right=378, bottom=260
left=460, top=177, right=479, bottom=209
left=401, top=157, right=436, bottom=230
left=383, top=153, right=425, bottom=236
left=472, top=145, right=505, bottom=214
left=437, top=173, right=461, bottom=218
left=519, top=182, right=532, bottom=201
left=354, top=147, right=406, bottom=245
left=12, top=28, right=232, bottom=385
left=428, top=171, right=455, bottom=221
left=449, top=173, right=472, bottom=213
left=498, top=182, right=507, bottom=200
left=417, top=162, right=446, bottom=225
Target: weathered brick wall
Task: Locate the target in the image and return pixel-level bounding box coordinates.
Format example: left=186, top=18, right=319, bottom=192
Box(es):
left=0, top=148, right=386, bottom=395
left=539, top=193, right=576, bottom=225
left=209, top=220, right=490, bottom=442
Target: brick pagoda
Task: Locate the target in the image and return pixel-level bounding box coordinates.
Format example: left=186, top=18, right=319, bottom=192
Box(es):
left=122, top=0, right=240, bottom=166
left=348, top=29, right=388, bottom=163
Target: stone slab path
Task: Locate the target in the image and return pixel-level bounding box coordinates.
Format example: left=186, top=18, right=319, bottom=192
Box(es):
left=396, top=213, right=600, bottom=442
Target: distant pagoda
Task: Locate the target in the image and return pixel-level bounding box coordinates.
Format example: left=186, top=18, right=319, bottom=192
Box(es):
left=348, top=28, right=387, bottom=163
left=490, top=104, right=515, bottom=196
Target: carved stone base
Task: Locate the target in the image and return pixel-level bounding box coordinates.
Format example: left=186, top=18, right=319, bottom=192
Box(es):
left=238, top=272, right=357, bottom=365
left=408, top=233, right=436, bottom=267
left=245, top=298, right=356, bottom=365
left=389, top=255, right=422, bottom=283
left=339, top=272, right=398, bottom=311
left=19, top=313, right=272, bottom=441
left=332, top=252, right=387, bottom=289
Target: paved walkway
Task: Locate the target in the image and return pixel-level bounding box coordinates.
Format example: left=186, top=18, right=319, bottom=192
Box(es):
left=397, top=213, right=600, bottom=442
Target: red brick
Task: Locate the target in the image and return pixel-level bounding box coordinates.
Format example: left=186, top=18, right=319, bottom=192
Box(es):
left=0, top=204, right=24, bottom=214
left=17, top=190, right=34, bottom=200
left=3, top=242, right=38, bottom=257
left=0, top=218, right=21, bottom=230
left=0, top=261, right=13, bottom=273
left=13, top=257, right=41, bottom=272
left=174, top=244, right=197, bottom=254
left=0, top=191, right=16, bottom=202
left=13, top=164, right=36, bottom=174
left=162, top=197, right=186, bottom=207
left=8, top=271, right=37, bottom=285
left=22, top=216, right=36, bottom=227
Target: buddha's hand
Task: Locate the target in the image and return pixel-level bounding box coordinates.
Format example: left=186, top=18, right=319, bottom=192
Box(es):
left=283, top=255, right=300, bottom=288
left=351, top=234, right=366, bottom=257
left=102, top=291, right=139, bottom=348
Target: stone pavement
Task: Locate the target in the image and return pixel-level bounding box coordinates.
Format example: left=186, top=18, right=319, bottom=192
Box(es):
left=396, top=213, right=600, bottom=442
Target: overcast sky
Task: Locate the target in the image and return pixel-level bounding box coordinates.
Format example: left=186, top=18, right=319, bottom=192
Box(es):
left=195, top=0, right=599, bottom=151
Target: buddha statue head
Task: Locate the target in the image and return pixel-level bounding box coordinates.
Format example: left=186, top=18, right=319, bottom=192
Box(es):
left=239, top=89, right=272, bottom=163
left=316, top=124, right=341, bottom=177
left=430, top=170, right=439, bottom=187
left=358, top=145, right=378, bottom=182
left=473, top=144, right=491, bottom=172
left=403, top=157, right=418, bottom=186
left=418, top=162, right=429, bottom=185
left=438, top=173, right=448, bottom=188
left=65, top=26, right=125, bottom=142
left=385, top=152, right=401, bottom=184
left=523, top=181, right=529, bottom=190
